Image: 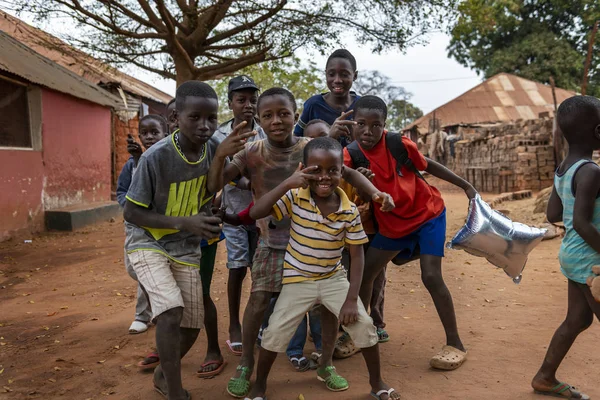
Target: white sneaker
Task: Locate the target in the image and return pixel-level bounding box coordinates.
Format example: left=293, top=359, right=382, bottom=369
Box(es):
left=129, top=320, right=148, bottom=334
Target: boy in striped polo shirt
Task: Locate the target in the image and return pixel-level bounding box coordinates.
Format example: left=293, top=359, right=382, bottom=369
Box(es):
left=246, top=137, right=399, bottom=400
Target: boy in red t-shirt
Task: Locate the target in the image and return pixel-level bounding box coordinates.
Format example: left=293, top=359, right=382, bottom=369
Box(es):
left=344, top=95, right=477, bottom=371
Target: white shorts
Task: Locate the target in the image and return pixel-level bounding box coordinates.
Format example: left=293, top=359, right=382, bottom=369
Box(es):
left=127, top=250, right=204, bottom=329
left=261, top=270, right=378, bottom=352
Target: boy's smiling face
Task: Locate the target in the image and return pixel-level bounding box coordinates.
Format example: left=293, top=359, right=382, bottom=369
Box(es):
left=176, top=96, right=219, bottom=145
left=139, top=119, right=167, bottom=149
left=325, top=57, right=356, bottom=98
left=305, top=148, right=343, bottom=198
left=258, top=94, right=298, bottom=144
left=354, top=108, right=386, bottom=150
left=229, top=89, right=258, bottom=124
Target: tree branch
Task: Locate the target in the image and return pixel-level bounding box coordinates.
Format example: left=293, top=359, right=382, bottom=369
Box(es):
left=196, top=48, right=270, bottom=78
left=205, top=1, right=286, bottom=45
left=136, top=0, right=167, bottom=32
left=103, top=0, right=158, bottom=31
left=155, top=0, right=197, bottom=74
left=188, top=0, right=234, bottom=45
left=52, top=0, right=166, bottom=39
left=119, top=54, right=176, bottom=80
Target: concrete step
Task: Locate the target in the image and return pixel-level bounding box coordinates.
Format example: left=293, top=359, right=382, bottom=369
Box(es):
left=45, top=201, right=121, bottom=231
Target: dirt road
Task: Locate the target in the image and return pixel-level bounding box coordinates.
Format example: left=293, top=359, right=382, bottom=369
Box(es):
left=1, top=187, right=598, bottom=400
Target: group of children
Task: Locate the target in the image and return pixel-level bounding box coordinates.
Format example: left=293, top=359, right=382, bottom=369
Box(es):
left=118, top=48, right=600, bottom=400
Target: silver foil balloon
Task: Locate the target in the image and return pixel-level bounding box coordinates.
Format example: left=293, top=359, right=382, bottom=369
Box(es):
left=447, top=195, right=546, bottom=284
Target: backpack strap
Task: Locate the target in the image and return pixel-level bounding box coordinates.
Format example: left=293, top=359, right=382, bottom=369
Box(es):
left=346, top=140, right=370, bottom=170
left=385, top=132, right=426, bottom=181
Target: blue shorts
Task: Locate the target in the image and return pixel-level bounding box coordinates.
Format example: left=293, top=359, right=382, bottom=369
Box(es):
left=371, top=209, right=446, bottom=259
left=223, top=224, right=259, bottom=269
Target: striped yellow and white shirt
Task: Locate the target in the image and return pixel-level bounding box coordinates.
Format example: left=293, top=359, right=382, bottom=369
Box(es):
left=272, top=187, right=369, bottom=284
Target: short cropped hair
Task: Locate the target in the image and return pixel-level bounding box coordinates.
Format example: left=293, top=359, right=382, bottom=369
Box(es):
left=305, top=119, right=331, bottom=129
left=176, top=81, right=218, bottom=111
left=139, top=114, right=168, bottom=133
left=354, top=95, right=388, bottom=120
left=303, top=136, right=343, bottom=164
left=326, top=49, right=357, bottom=71
left=557, top=95, right=600, bottom=142
left=257, top=87, right=297, bottom=112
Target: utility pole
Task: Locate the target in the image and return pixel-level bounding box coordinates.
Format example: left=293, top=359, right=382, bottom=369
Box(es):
left=582, top=20, right=599, bottom=96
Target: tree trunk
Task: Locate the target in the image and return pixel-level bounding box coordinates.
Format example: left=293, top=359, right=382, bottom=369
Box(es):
left=174, top=55, right=197, bottom=87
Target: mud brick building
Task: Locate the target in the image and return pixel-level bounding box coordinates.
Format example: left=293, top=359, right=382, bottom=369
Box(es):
left=402, top=73, right=577, bottom=193
left=445, top=118, right=556, bottom=193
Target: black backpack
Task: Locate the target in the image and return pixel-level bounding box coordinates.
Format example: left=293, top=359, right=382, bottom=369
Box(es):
left=346, top=132, right=425, bottom=180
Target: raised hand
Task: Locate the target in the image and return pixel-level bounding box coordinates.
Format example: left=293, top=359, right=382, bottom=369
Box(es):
left=215, top=121, right=257, bottom=158
left=372, top=192, right=395, bottom=212
left=285, top=163, right=319, bottom=189
left=127, top=134, right=143, bottom=162
left=328, top=110, right=356, bottom=141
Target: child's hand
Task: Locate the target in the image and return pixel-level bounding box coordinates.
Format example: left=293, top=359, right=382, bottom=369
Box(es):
left=182, top=212, right=222, bottom=239
left=127, top=134, right=143, bottom=161
left=356, top=167, right=375, bottom=181
left=339, top=298, right=359, bottom=326
left=285, top=163, right=319, bottom=189
left=237, top=177, right=252, bottom=191
left=465, top=186, right=478, bottom=200
left=215, top=121, right=256, bottom=159
left=372, top=192, right=395, bottom=212
left=329, top=110, right=356, bottom=141
left=222, top=213, right=242, bottom=226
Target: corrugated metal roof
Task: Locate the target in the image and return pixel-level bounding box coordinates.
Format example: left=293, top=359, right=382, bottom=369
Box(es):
left=0, top=11, right=172, bottom=105
left=0, top=31, right=121, bottom=108
left=404, top=73, right=577, bottom=133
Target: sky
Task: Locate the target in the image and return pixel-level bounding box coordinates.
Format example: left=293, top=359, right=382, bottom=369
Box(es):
left=8, top=8, right=482, bottom=115
left=122, top=32, right=483, bottom=115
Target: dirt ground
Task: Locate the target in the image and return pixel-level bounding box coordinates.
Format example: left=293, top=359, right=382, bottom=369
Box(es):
left=1, top=184, right=599, bottom=400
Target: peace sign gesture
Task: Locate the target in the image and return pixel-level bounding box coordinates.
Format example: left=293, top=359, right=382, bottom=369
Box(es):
left=285, top=163, right=320, bottom=189
left=328, top=110, right=356, bottom=141
left=215, top=121, right=257, bottom=159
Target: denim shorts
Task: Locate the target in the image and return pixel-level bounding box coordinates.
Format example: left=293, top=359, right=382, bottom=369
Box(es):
left=371, top=209, right=446, bottom=259
left=223, top=223, right=259, bottom=269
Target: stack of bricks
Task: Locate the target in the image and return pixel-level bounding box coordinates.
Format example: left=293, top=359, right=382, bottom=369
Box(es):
left=445, top=117, right=555, bottom=193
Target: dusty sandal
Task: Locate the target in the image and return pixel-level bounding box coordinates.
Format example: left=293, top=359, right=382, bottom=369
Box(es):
left=317, top=366, right=349, bottom=392
left=309, top=352, right=322, bottom=370
left=430, top=345, right=467, bottom=371
left=196, top=360, right=227, bottom=379
left=227, top=365, right=251, bottom=398
left=333, top=333, right=360, bottom=359
left=289, top=356, right=309, bottom=372
left=137, top=352, right=160, bottom=370
left=534, top=382, right=590, bottom=399
left=370, top=388, right=400, bottom=399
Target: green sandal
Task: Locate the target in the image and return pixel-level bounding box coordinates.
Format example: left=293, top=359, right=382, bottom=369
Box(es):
left=227, top=365, right=251, bottom=398
left=317, top=366, right=349, bottom=392
left=377, top=327, right=390, bottom=343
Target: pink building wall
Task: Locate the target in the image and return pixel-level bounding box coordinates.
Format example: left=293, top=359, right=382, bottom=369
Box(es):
left=0, top=88, right=112, bottom=240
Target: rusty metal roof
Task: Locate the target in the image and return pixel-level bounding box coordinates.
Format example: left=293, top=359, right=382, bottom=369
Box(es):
left=0, top=11, right=172, bottom=105
left=0, top=31, right=121, bottom=108
left=404, top=73, right=577, bottom=133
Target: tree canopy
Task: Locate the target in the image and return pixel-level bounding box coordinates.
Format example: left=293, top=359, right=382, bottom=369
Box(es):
left=447, top=0, right=600, bottom=96
left=7, top=0, right=455, bottom=85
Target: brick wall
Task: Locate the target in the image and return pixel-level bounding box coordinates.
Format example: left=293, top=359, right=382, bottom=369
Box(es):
left=446, top=118, right=555, bottom=193
left=111, top=111, right=139, bottom=194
